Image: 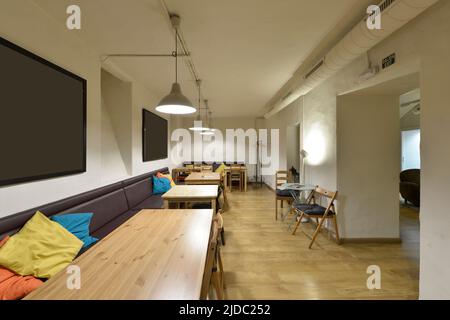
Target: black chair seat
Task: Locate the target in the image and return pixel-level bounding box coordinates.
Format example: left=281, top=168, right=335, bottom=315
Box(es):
left=294, top=204, right=331, bottom=216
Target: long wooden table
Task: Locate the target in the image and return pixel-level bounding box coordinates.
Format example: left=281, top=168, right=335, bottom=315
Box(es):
left=185, top=172, right=221, bottom=185
left=162, top=185, right=219, bottom=212
left=24, top=209, right=213, bottom=300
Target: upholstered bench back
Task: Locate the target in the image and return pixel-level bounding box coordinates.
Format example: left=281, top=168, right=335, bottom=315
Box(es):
left=0, top=168, right=169, bottom=239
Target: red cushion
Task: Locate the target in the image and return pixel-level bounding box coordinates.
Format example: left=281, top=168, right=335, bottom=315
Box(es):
left=0, top=267, right=43, bottom=300
left=0, top=236, right=43, bottom=300
left=0, top=236, right=9, bottom=248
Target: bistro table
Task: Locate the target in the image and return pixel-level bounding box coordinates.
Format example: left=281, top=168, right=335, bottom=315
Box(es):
left=278, top=183, right=316, bottom=222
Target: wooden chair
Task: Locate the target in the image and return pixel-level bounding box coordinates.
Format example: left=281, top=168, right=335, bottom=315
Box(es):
left=275, top=170, right=293, bottom=220
left=292, top=186, right=340, bottom=249
left=200, top=218, right=225, bottom=300
left=202, top=164, right=213, bottom=172
left=230, top=165, right=242, bottom=192
left=219, top=172, right=229, bottom=212
left=214, top=211, right=226, bottom=287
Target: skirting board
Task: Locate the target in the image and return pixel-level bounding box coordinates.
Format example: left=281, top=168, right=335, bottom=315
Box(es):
left=340, top=238, right=402, bottom=244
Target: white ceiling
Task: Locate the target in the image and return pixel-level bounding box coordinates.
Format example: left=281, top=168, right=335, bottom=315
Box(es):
left=34, top=0, right=367, bottom=117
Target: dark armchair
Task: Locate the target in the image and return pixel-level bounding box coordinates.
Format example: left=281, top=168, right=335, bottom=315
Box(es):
left=400, top=169, right=420, bottom=207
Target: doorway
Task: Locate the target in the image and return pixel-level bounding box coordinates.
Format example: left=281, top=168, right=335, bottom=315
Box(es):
left=286, top=123, right=301, bottom=182
left=337, top=73, right=420, bottom=296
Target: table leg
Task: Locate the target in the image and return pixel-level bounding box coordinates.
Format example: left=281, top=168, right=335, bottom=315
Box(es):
left=212, top=199, right=217, bottom=213
left=244, top=172, right=248, bottom=192
left=222, top=185, right=228, bottom=210
left=164, top=200, right=169, bottom=209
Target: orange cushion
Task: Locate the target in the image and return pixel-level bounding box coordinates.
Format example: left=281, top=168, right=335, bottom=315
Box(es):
left=0, top=236, right=43, bottom=300
left=0, top=236, right=9, bottom=248
left=156, top=172, right=176, bottom=187
left=0, top=267, right=43, bottom=300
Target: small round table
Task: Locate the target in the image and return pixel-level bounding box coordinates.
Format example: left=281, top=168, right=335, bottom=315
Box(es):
left=278, top=183, right=315, bottom=222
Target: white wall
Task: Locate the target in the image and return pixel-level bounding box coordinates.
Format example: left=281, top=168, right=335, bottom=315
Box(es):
left=337, top=94, right=400, bottom=239
left=101, top=70, right=133, bottom=182
left=286, top=125, right=300, bottom=173
left=0, top=1, right=171, bottom=218
left=416, top=0, right=450, bottom=300
left=262, top=98, right=303, bottom=188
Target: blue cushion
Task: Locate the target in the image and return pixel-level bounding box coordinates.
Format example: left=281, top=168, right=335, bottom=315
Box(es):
left=51, top=213, right=98, bottom=248
left=153, top=176, right=171, bottom=195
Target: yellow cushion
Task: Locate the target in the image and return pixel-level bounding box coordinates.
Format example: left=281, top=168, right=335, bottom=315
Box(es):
left=0, top=212, right=83, bottom=279
left=215, top=163, right=226, bottom=174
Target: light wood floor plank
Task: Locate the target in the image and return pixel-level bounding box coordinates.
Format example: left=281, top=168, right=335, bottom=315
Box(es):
left=222, top=185, right=419, bottom=300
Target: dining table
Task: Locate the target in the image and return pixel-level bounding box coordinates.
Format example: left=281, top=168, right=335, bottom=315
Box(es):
left=24, top=209, right=214, bottom=300
left=185, top=172, right=228, bottom=210
left=162, top=185, right=219, bottom=212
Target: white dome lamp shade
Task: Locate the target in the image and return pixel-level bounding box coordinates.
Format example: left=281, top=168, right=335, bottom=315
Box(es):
left=156, top=25, right=196, bottom=115
left=156, top=83, right=196, bottom=115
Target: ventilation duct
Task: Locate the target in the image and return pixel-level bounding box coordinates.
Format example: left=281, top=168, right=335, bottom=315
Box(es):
left=264, top=0, right=438, bottom=118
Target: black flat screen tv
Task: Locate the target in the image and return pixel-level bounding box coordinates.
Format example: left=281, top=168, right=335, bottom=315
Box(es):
left=0, top=37, right=86, bottom=187
left=142, top=110, right=168, bottom=162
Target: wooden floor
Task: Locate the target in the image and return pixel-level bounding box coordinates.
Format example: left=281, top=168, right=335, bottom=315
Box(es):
left=221, top=184, right=420, bottom=300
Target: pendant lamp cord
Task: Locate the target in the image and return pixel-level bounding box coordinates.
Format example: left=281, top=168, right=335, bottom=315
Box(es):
left=175, top=29, right=178, bottom=83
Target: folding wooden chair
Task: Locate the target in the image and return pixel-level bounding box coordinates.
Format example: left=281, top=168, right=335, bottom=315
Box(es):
left=292, top=186, right=340, bottom=249
left=275, top=170, right=293, bottom=220
left=200, top=218, right=225, bottom=300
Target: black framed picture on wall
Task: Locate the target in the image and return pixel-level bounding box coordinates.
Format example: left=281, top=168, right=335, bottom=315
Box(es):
left=142, top=109, right=168, bottom=162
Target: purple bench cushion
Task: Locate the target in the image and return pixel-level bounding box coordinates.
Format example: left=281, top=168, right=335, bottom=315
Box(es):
left=0, top=182, right=123, bottom=239
left=91, top=209, right=140, bottom=240
left=58, top=189, right=129, bottom=233
left=0, top=168, right=168, bottom=243
left=135, top=195, right=164, bottom=210
left=121, top=168, right=169, bottom=189
left=124, top=179, right=152, bottom=209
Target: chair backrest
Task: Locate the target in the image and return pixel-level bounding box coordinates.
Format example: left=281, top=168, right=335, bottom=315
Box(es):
left=230, top=165, right=241, bottom=177
left=202, top=165, right=213, bottom=172
left=400, top=169, right=420, bottom=185
left=215, top=210, right=224, bottom=230
left=275, top=170, right=292, bottom=188
left=309, top=186, right=338, bottom=211
left=200, top=221, right=220, bottom=300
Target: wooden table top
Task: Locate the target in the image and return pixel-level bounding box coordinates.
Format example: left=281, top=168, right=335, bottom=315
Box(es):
left=185, top=172, right=221, bottom=183
left=162, top=185, right=218, bottom=199
left=25, top=209, right=214, bottom=300
left=224, top=166, right=247, bottom=171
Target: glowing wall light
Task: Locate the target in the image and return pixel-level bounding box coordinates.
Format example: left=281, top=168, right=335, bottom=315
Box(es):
left=304, top=125, right=327, bottom=166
